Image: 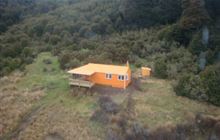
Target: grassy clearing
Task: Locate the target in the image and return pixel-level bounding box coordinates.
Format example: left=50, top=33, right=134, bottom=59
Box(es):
left=133, top=78, right=220, bottom=128
left=17, top=52, right=69, bottom=99
left=110, top=78, right=220, bottom=129
left=1, top=52, right=103, bottom=140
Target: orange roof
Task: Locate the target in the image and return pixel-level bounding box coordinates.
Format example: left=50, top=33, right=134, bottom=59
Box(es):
left=141, top=67, right=151, bottom=71
left=68, top=63, right=129, bottom=75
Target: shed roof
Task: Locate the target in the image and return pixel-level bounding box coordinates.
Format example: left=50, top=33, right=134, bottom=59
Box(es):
left=68, top=63, right=129, bottom=76
left=141, top=67, right=152, bottom=71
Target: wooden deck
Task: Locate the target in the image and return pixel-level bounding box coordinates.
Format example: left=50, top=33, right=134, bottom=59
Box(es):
left=69, top=79, right=94, bottom=88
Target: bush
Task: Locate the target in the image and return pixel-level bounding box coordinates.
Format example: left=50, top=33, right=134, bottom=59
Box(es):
left=174, top=64, right=220, bottom=106
left=67, top=58, right=81, bottom=69
left=98, top=96, right=120, bottom=114
left=154, top=59, right=168, bottom=79
left=43, top=59, right=52, bottom=64
left=158, top=24, right=191, bottom=45
left=200, top=64, right=220, bottom=106
left=125, top=123, right=149, bottom=140
left=90, top=110, right=109, bottom=124
left=106, top=129, right=122, bottom=140
left=58, top=52, right=72, bottom=69
left=149, top=125, right=177, bottom=140
left=49, top=35, right=61, bottom=45
left=189, top=32, right=206, bottom=55
left=209, top=122, right=220, bottom=140
left=174, top=74, right=206, bottom=100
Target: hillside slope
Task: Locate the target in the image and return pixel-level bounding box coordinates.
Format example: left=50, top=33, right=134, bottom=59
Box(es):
left=1, top=52, right=220, bottom=140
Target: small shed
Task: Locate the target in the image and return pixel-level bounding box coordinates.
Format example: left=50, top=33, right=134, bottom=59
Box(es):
left=141, top=67, right=151, bottom=77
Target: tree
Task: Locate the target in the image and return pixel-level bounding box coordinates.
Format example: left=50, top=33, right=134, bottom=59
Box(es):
left=189, top=32, right=206, bottom=55
left=120, top=0, right=182, bottom=28
left=205, top=0, right=220, bottom=19
left=180, top=0, right=211, bottom=30
left=200, top=64, right=220, bottom=106
left=154, top=59, right=168, bottom=79
left=174, top=74, right=206, bottom=100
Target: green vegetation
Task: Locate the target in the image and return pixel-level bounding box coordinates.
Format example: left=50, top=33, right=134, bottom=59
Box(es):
left=2, top=52, right=219, bottom=139
left=175, top=64, right=220, bottom=106
left=0, top=0, right=219, bottom=106
left=180, top=0, right=211, bottom=30
left=17, top=52, right=69, bottom=102
left=135, top=78, right=220, bottom=127
left=121, top=0, right=182, bottom=27
left=0, top=52, right=104, bottom=139
left=0, top=0, right=220, bottom=138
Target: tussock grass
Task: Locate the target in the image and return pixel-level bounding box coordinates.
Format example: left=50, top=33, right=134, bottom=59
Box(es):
left=0, top=80, right=44, bottom=137
left=134, top=78, right=220, bottom=128
left=4, top=52, right=103, bottom=140
left=95, top=77, right=220, bottom=130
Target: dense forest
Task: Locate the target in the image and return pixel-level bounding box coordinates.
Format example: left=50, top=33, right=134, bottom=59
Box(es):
left=0, top=0, right=219, bottom=106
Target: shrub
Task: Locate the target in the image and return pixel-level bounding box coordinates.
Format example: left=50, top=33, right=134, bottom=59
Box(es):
left=125, top=122, right=149, bottom=140
left=106, top=129, right=122, bottom=140
left=90, top=110, right=109, bottom=124
left=43, top=59, right=52, bottom=64
left=200, top=64, right=220, bottom=106
left=154, top=59, right=168, bottom=79
left=174, top=74, right=206, bottom=100
left=149, top=125, right=176, bottom=140
left=158, top=24, right=191, bottom=45
left=49, top=35, right=61, bottom=45
left=98, top=96, right=120, bottom=114
left=58, top=52, right=72, bottom=69
left=195, top=113, right=218, bottom=131
left=189, top=32, right=207, bottom=55
left=209, top=122, right=220, bottom=140
left=174, top=64, right=220, bottom=106
left=67, top=58, right=81, bottom=69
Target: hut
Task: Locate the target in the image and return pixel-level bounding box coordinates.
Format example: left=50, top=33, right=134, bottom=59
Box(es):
left=68, top=63, right=131, bottom=89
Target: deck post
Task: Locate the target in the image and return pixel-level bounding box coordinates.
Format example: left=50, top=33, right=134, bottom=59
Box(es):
left=124, top=74, right=126, bottom=90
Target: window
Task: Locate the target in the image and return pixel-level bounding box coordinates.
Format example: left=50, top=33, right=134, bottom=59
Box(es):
left=118, top=75, right=129, bottom=81
left=118, top=75, right=125, bottom=81
left=126, top=75, right=129, bottom=80
left=106, top=74, right=112, bottom=79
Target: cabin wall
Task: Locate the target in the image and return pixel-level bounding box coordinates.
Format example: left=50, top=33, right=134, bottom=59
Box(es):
left=126, top=68, right=131, bottom=86
left=87, top=71, right=131, bottom=89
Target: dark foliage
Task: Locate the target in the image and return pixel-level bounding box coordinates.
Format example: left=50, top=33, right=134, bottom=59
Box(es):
left=120, top=0, right=182, bottom=28
left=90, top=110, right=109, bottom=124
left=174, top=74, right=206, bottom=100
left=43, top=58, right=52, bottom=64
left=174, top=64, right=220, bottom=105
left=98, top=96, right=120, bottom=114
left=200, top=64, right=220, bottom=105
left=180, top=0, right=211, bottom=30
left=0, top=0, right=35, bottom=33
left=195, top=113, right=218, bottom=131
left=91, top=96, right=122, bottom=125
left=154, top=59, right=168, bottom=79
left=209, top=122, right=220, bottom=140
left=125, top=123, right=149, bottom=140
left=205, top=0, right=220, bottom=19
left=106, top=129, right=123, bottom=140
